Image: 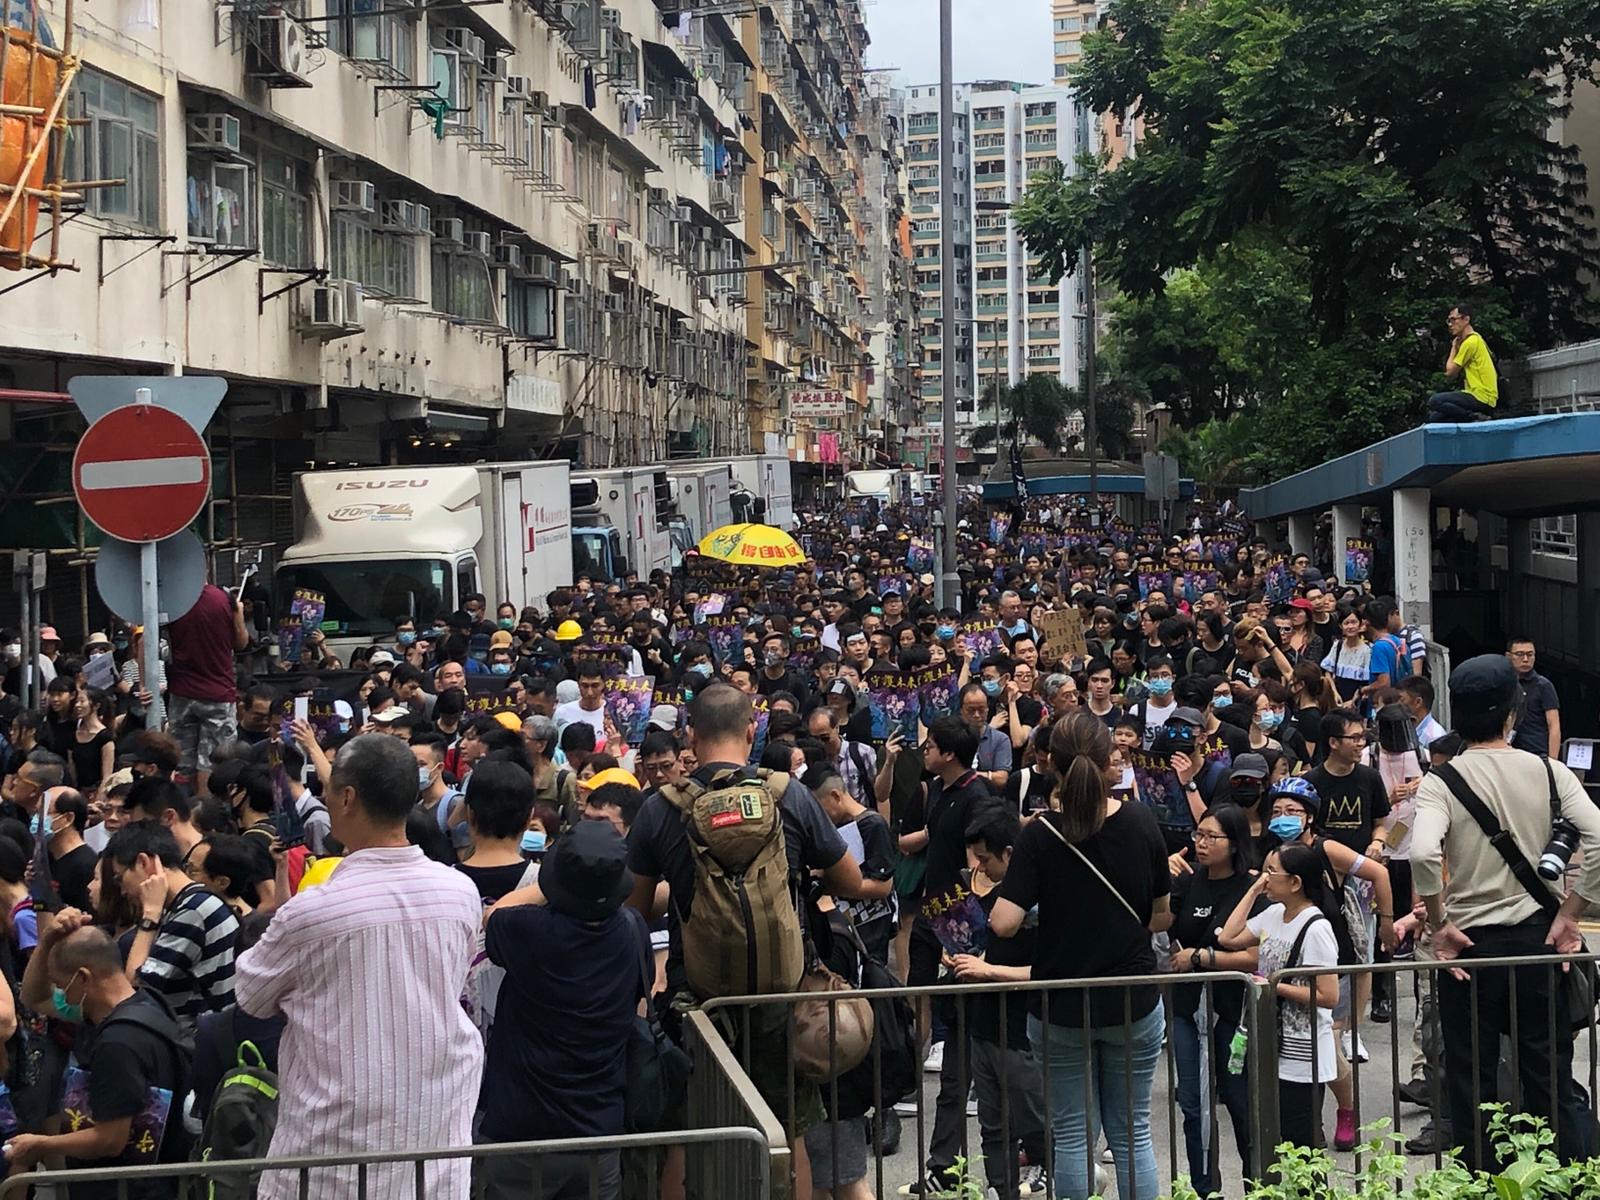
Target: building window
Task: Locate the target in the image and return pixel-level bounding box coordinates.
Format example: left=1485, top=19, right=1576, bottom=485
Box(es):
left=259, top=148, right=312, bottom=267
left=508, top=280, right=557, bottom=340
left=1532, top=513, right=1577, bottom=559
left=432, top=244, right=498, bottom=323
left=328, top=0, right=416, bottom=78
left=188, top=158, right=254, bottom=250
left=69, top=69, right=159, bottom=229
left=331, top=213, right=419, bottom=301
left=1054, top=15, right=1081, bottom=31
left=1054, top=63, right=1069, bottom=77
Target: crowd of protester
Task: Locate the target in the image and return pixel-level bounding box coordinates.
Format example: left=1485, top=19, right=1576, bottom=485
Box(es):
left=0, top=493, right=1588, bottom=1200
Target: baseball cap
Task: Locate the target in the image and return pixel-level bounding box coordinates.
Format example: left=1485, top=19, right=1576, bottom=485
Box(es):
left=1288, top=598, right=1315, bottom=612
left=368, top=649, right=396, bottom=667
left=580, top=767, right=641, bottom=791
left=648, top=704, right=680, bottom=731
left=1229, top=753, right=1269, bottom=781
left=493, top=711, right=523, bottom=732
left=489, top=630, right=514, bottom=650
left=372, top=707, right=408, bottom=725
left=1448, top=654, right=1519, bottom=717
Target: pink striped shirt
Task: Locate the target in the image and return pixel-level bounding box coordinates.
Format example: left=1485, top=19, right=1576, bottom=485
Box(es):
left=236, top=845, right=485, bottom=1200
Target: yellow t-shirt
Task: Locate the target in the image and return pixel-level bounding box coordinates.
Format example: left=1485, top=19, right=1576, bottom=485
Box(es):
left=1455, top=332, right=1498, bottom=407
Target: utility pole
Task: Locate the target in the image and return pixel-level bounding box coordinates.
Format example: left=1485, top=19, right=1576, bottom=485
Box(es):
left=938, top=0, right=959, bottom=609
left=1082, top=241, right=1099, bottom=524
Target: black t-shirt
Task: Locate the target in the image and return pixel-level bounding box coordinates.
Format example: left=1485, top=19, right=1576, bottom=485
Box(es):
left=1293, top=706, right=1325, bottom=753
left=482, top=904, right=648, bottom=1140
left=1186, top=644, right=1234, bottom=680
left=454, top=860, right=531, bottom=905
left=1004, top=765, right=1057, bottom=817
left=70, top=729, right=114, bottom=792
left=997, top=802, right=1169, bottom=1027
left=1169, top=870, right=1258, bottom=1022
left=970, top=887, right=1034, bottom=1049
left=757, top=667, right=811, bottom=705
left=628, top=762, right=848, bottom=981
left=52, top=842, right=98, bottom=911
left=916, top=771, right=992, bottom=904
left=1198, top=722, right=1250, bottom=765
left=70, top=989, right=191, bottom=1197
left=39, top=712, right=74, bottom=759
left=1307, top=762, right=1390, bottom=853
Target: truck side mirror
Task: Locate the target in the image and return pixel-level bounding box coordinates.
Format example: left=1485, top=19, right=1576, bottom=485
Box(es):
left=614, top=558, right=631, bottom=580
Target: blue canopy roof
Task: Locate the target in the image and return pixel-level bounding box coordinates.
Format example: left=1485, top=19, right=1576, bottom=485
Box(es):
left=1240, top=413, right=1600, bottom=520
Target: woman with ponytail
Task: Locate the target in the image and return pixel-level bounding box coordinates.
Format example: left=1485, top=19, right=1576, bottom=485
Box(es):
left=1219, top=841, right=1342, bottom=1155
left=1290, top=660, right=1336, bottom=762
left=989, top=712, right=1171, bottom=1200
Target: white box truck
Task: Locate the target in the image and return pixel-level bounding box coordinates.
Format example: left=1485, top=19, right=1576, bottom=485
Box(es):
left=702, top=453, right=795, bottom=530
left=573, top=466, right=675, bottom=581
left=276, top=462, right=577, bottom=658
left=662, top=462, right=735, bottom=563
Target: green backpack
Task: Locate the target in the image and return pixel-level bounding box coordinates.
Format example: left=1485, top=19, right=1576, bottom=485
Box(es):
left=193, top=1011, right=279, bottom=1200
left=662, top=768, right=804, bottom=1000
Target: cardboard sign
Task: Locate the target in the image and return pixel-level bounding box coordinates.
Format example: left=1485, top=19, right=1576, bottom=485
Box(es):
left=1036, top=607, right=1087, bottom=661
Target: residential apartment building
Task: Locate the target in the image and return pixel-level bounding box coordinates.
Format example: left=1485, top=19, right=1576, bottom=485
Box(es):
left=0, top=0, right=897, bottom=570
left=898, top=77, right=1093, bottom=464
left=860, top=73, right=919, bottom=462
left=971, top=81, right=1095, bottom=402
left=744, top=0, right=896, bottom=476
left=902, top=82, right=973, bottom=469
left=1051, top=0, right=1095, bottom=78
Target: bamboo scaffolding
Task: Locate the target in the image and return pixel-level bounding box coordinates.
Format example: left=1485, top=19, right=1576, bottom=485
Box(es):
left=0, top=0, right=78, bottom=273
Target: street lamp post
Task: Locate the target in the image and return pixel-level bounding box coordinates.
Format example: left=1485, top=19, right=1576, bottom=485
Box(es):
left=938, top=0, right=960, bottom=610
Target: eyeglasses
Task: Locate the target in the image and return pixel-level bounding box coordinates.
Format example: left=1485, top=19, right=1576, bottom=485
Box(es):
left=1333, top=732, right=1369, bottom=743
left=1510, top=650, right=1535, bottom=659
left=1193, top=831, right=1228, bottom=844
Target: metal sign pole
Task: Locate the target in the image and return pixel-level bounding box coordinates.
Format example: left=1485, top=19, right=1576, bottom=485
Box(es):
left=140, top=540, right=164, bottom=728
left=15, top=558, right=29, bottom=710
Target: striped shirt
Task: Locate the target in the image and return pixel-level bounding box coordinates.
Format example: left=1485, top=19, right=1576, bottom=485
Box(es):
left=235, top=845, right=485, bottom=1200
left=135, top=882, right=238, bottom=1037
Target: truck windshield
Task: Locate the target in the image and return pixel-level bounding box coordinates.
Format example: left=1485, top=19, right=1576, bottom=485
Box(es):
left=274, top=560, right=448, bottom=640
left=572, top=532, right=609, bottom=580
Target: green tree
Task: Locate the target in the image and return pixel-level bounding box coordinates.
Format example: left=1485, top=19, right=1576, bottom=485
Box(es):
left=969, top=374, right=1135, bottom=462
left=1015, top=0, right=1600, bottom=476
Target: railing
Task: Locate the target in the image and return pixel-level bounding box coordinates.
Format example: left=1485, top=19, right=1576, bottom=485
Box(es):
left=12, top=951, right=1598, bottom=1198
left=0, top=1128, right=775, bottom=1199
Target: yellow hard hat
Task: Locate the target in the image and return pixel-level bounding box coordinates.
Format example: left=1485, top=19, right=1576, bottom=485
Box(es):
left=555, top=619, right=584, bottom=641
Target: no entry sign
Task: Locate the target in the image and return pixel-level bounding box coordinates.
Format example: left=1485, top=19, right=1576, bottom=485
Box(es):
left=72, top=404, right=211, bottom=542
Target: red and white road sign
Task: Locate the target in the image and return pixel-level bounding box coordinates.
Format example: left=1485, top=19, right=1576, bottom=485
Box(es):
left=71, top=405, right=211, bottom=543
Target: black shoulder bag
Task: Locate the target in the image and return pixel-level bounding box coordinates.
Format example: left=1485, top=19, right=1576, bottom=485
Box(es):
left=623, top=910, right=691, bottom=1133
left=1431, top=761, right=1595, bottom=1030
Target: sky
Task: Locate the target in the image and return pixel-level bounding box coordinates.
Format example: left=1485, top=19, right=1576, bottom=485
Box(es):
left=862, top=0, right=1053, bottom=89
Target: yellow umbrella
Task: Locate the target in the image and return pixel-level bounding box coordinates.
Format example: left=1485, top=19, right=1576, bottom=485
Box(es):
left=697, top=523, right=805, bottom=568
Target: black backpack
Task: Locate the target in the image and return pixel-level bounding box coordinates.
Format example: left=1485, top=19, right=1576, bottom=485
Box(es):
left=825, top=919, right=919, bottom=1120
left=192, top=1009, right=279, bottom=1199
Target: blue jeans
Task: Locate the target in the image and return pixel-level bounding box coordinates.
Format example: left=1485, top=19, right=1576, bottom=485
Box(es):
left=1171, top=1000, right=1251, bottom=1190
left=1031, top=1005, right=1165, bottom=1200
left=1426, top=390, right=1494, bottom=422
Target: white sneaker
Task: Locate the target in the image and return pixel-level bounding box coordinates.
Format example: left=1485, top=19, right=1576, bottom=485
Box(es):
left=966, top=1096, right=979, bottom=1116
left=1100, top=1145, right=1114, bottom=1164
left=893, top=1098, right=921, bottom=1116
left=1341, top=1030, right=1371, bottom=1064
left=1094, top=1164, right=1112, bottom=1195
left=1018, top=1163, right=1049, bottom=1195
left=924, top=1041, right=945, bottom=1074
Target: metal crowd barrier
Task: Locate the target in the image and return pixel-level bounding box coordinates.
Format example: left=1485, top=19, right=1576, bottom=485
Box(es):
left=1259, top=950, right=1600, bottom=1175
left=701, top=951, right=1600, bottom=1197
left=0, top=1127, right=775, bottom=1200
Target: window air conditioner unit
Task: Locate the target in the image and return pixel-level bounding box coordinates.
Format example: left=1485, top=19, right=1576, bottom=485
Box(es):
left=674, top=203, right=693, bottom=224
left=187, top=114, right=242, bottom=156
left=305, top=284, right=347, bottom=335
left=441, top=28, right=485, bottom=63
left=463, top=231, right=494, bottom=256
left=505, top=75, right=529, bottom=98
left=340, top=281, right=366, bottom=329
left=433, top=217, right=466, bottom=244
left=529, top=90, right=551, bottom=114
left=764, top=151, right=780, bottom=173
left=526, top=253, right=557, bottom=282
left=615, top=239, right=634, bottom=269
left=380, top=199, right=416, bottom=230
left=494, top=242, right=524, bottom=271
left=252, top=11, right=310, bottom=87
left=412, top=203, right=432, bottom=232
left=332, top=180, right=377, bottom=213
left=600, top=6, right=622, bottom=27
left=602, top=292, right=623, bottom=312
left=647, top=187, right=670, bottom=206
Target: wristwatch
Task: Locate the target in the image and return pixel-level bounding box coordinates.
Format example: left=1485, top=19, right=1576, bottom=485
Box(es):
left=137, top=917, right=160, bottom=933
left=1190, top=948, right=1203, bottom=971
left=1184, top=780, right=1200, bottom=794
